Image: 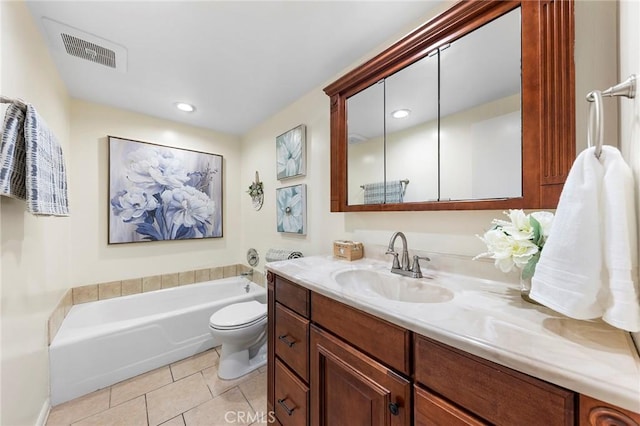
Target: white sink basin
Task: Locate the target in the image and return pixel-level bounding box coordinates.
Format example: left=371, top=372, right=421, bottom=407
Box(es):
left=333, top=269, right=454, bottom=303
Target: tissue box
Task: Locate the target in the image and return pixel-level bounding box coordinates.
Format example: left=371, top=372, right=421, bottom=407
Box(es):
left=333, top=241, right=364, bottom=261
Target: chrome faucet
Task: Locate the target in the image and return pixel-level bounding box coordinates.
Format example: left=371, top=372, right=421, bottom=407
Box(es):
left=386, top=231, right=430, bottom=278
left=240, top=270, right=253, bottom=293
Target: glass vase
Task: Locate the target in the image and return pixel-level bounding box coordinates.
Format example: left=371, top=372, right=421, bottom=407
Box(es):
left=519, top=275, right=541, bottom=305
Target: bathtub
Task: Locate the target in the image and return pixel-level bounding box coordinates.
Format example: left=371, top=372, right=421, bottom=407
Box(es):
left=49, top=276, right=266, bottom=405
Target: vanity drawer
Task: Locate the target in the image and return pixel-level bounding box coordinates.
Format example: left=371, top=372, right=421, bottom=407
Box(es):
left=275, top=302, right=309, bottom=382
left=275, top=358, right=309, bottom=426
left=415, top=385, right=488, bottom=426
left=414, top=335, right=574, bottom=426
left=275, top=275, right=309, bottom=318
left=311, top=292, right=411, bottom=375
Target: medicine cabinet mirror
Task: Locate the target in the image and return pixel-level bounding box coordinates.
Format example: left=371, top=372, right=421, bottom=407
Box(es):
left=325, top=0, right=575, bottom=212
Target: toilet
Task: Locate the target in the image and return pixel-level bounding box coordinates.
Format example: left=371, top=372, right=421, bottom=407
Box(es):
left=208, top=300, right=268, bottom=380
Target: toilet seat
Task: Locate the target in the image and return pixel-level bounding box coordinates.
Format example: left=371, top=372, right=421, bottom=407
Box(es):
left=209, top=300, right=266, bottom=330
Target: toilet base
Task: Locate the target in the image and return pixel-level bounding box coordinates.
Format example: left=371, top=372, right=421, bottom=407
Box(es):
left=217, top=341, right=267, bottom=380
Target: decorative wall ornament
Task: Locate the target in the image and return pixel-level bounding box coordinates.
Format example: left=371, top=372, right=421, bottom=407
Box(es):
left=276, top=184, right=306, bottom=235
left=276, top=124, right=306, bottom=180
left=108, top=136, right=223, bottom=243
left=247, top=171, right=264, bottom=211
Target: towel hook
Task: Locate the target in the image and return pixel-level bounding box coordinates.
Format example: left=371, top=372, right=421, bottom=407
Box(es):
left=586, top=90, right=604, bottom=159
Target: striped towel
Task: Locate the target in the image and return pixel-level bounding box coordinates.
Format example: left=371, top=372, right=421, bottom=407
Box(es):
left=363, top=180, right=404, bottom=204
left=0, top=104, right=69, bottom=215
left=0, top=104, right=27, bottom=200
left=265, top=248, right=304, bottom=262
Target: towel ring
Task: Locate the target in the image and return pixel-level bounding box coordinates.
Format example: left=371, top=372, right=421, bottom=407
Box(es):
left=586, top=90, right=603, bottom=159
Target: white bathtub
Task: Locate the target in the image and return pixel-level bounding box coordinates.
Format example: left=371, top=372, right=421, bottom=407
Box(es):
left=49, top=276, right=266, bottom=405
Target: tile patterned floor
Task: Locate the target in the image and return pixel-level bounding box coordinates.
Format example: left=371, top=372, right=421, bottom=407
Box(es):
left=46, top=348, right=269, bottom=426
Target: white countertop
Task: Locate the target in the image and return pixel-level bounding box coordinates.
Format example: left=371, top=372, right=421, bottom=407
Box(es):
left=266, top=255, right=640, bottom=413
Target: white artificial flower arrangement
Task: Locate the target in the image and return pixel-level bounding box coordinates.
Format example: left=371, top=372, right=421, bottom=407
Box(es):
left=475, top=209, right=554, bottom=280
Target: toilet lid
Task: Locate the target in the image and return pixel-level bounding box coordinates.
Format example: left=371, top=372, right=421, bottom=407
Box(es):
left=209, top=300, right=266, bottom=329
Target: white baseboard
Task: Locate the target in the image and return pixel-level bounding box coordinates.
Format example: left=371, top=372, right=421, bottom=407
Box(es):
left=36, top=398, right=50, bottom=426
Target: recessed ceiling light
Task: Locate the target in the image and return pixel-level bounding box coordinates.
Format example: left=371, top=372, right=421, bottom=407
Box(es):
left=391, top=109, right=411, bottom=119
left=175, top=102, right=195, bottom=112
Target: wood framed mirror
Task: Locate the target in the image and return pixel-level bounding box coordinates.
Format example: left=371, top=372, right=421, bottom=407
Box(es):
left=324, top=0, right=575, bottom=212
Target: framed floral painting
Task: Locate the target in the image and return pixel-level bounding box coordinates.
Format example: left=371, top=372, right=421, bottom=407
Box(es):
left=276, top=184, right=306, bottom=235
left=108, top=136, right=223, bottom=244
left=276, top=124, right=306, bottom=180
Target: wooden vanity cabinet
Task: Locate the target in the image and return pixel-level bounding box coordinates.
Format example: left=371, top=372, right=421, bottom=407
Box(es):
left=268, top=272, right=639, bottom=425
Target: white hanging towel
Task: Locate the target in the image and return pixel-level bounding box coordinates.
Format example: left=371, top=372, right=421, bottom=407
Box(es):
left=530, top=146, right=640, bottom=332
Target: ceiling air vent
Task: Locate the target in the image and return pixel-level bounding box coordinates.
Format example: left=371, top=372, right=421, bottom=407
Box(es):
left=41, top=17, right=127, bottom=73
left=60, top=33, right=116, bottom=69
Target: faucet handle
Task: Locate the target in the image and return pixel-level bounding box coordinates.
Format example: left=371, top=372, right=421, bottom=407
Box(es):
left=411, top=255, right=430, bottom=276
left=386, top=250, right=401, bottom=269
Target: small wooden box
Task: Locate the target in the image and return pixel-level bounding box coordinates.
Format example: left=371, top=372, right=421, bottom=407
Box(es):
left=333, top=241, right=364, bottom=261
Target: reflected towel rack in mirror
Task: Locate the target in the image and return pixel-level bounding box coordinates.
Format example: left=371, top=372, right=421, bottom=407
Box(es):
left=360, top=179, right=409, bottom=190
left=0, top=95, right=27, bottom=111
left=586, top=74, right=636, bottom=159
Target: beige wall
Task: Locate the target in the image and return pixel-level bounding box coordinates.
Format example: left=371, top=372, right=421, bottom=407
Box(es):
left=1, top=2, right=72, bottom=425
left=575, top=0, right=619, bottom=152
left=69, top=100, right=242, bottom=286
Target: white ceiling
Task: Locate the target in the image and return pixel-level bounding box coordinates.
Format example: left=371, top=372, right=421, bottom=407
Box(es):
left=26, top=1, right=444, bottom=136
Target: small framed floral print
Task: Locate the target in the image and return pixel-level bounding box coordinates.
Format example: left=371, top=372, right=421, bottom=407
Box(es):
left=276, top=124, right=306, bottom=180
left=276, top=184, right=306, bottom=235
left=108, top=136, right=223, bottom=243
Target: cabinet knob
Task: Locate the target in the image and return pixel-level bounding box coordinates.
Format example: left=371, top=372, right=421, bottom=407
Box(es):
left=278, top=334, right=296, bottom=348
left=388, top=402, right=400, bottom=416
left=277, top=398, right=295, bottom=416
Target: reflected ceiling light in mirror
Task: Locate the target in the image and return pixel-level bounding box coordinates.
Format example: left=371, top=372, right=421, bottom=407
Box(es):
left=391, top=109, right=411, bottom=119
left=175, top=102, right=196, bottom=112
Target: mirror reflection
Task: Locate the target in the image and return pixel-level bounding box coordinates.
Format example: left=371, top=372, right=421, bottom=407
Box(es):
left=347, top=81, right=384, bottom=204
left=346, top=7, right=522, bottom=205
left=385, top=55, right=439, bottom=202
left=440, top=7, right=521, bottom=200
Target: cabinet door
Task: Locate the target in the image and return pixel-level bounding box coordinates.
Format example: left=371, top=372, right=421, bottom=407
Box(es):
left=310, top=325, right=410, bottom=426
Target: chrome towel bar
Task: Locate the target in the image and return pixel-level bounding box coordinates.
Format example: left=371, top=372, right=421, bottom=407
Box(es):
left=586, top=74, right=636, bottom=159
left=0, top=95, right=27, bottom=111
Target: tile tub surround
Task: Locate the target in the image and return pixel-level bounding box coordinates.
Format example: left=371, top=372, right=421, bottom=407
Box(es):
left=46, top=347, right=269, bottom=425
left=266, top=255, right=640, bottom=414
left=48, top=264, right=265, bottom=344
